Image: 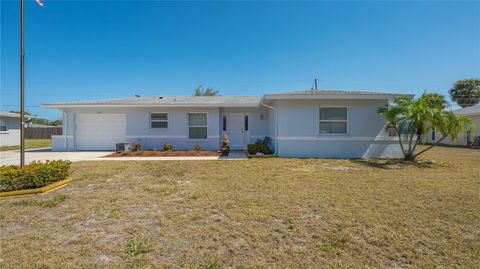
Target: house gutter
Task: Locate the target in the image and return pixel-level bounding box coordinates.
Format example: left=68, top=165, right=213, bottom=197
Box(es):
left=260, top=97, right=278, bottom=155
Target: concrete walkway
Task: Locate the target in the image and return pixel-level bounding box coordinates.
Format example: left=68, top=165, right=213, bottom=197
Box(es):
left=0, top=149, right=248, bottom=166
left=0, top=148, right=112, bottom=166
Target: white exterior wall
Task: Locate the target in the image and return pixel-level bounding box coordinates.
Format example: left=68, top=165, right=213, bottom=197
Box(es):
left=219, top=107, right=271, bottom=146
left=274, top=99, right=403, bottom=158
left=54, top=107, right=223, bottom=151
left=425, top=115, right=480, bottom=146
left=0, top=117, right=21, bottom=147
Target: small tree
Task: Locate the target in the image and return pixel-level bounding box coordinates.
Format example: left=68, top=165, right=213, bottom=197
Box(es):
left=378, top=94, right=473, bottom=161
left=449, top=79, right=480, bottom=107
left=193, top=85, right=220, bottom=96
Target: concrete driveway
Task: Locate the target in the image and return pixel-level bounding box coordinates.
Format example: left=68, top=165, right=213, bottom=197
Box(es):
left=0, top=148, right=112, bottom=166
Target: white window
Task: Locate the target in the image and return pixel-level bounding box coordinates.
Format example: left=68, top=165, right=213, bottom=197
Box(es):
left=150, top=113, right=168, bottom=128
left=188, top=113, right=207, bottom=139
left=319, top=107, right=348, bottom=134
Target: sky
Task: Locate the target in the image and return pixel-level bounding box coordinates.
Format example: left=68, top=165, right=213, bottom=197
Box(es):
left=1, top=0, right=479, bottom=120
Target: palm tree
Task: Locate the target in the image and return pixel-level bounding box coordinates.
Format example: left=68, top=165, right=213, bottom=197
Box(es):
left=378, top=93, right=472, bottom=161
left=449, top=79, right=480, bottom=107
left=193, top=85, right=220, bottom=96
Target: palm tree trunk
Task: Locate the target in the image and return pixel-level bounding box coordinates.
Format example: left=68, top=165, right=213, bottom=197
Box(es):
left=413, top=135, right=447, bottom=158
left=394, top=126, right=406, bottom=156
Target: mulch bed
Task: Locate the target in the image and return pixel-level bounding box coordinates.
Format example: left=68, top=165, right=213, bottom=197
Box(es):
left=106, top=150, right=221, bottom=157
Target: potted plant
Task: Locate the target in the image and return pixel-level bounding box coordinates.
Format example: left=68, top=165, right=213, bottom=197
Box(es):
left=221, top=134, right=230, bottom=155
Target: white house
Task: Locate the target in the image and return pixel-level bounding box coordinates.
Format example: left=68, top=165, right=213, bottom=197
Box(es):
left=0, top=112, right=22, bottom=147
left=426, top=103, right=480, bottom=147
left=43, top=89, right=410, bottom=158
left=0, top=112, right=41, bottom=147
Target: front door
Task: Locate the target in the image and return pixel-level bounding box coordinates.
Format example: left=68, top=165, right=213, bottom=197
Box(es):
left=226, top=113, right=245, bottom=149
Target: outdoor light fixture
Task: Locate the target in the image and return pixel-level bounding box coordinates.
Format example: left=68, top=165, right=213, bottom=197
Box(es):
left=23, top=117, right=33, bottom=128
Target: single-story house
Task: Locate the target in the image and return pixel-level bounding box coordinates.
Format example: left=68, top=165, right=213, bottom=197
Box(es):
left=43, top=89, right=410, bottom=158
left=425, top=103, right=480, bottom=147
left=0, top=112, right=38, bottom=147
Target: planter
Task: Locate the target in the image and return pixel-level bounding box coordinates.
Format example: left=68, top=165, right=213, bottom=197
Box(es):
left=0, top=178, right=72, bottom=199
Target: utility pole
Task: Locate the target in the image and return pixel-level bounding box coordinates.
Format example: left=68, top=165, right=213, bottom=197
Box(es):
left=20, top=0, right=25, bottom=166
left=313, top=78, right=318, bottom=90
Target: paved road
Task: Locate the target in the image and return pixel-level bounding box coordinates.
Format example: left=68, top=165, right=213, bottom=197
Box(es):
left=0, top=148, right=112, bottom=166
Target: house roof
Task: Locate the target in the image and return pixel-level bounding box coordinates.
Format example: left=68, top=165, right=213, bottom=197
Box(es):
left=43, top=96, right=263, bottom=108
left=43, top=90, right=410, bottom=108
left=263, top=89, right=410, bottom=100
left=453, top=103, right=480, bottom=116
left=0, top=112, right=38, bottom=119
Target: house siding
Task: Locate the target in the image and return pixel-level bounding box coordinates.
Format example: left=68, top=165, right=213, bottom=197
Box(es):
left=54, top=106, right=276, bottom=151
left=49, top=96, right=406, bottom=158
left=274, top=99, right=403, bottom=158
left=425, top=115, right=480, bottom=146
left=219, top=107, right=271, bottom=146
left=0, top=117, right=21, bottom=147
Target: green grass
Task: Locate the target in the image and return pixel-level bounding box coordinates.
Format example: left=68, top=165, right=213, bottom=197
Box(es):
left=0, top=146, right=478, bottom=268
left=0, top=139, right=51, bottom=151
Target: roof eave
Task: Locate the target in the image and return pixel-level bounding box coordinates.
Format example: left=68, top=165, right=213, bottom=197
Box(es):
left=42, top=103, right=261, bottom=109
left=263, top=93, right=412, bottom=100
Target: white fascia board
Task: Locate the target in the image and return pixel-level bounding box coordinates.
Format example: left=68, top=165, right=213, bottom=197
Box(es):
left=42, top=103, right=261, bottom=109
left=263, top=94, right=411, bottom=100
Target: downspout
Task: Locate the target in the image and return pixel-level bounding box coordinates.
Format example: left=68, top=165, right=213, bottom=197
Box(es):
left=260, top=97, right=278, bottom=156
left=63, top=111, right=67, bottom=150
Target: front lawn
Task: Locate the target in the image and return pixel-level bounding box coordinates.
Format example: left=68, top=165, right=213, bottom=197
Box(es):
left=0, top=146, right=479, bottom=268
left=0, top=139, right=51, bottom=151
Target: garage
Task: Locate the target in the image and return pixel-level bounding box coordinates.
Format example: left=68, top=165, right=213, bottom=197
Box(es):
left=75, top=114, right=126, bottom=150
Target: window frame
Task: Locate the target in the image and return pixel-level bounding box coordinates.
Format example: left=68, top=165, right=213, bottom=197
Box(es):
left=222, top=115, right=227, bottom=131
left=188, top=112, right=208, bottom=140
left=149, top=112, right=169, bottom=129
left=318, top=106, right=349, bottom=135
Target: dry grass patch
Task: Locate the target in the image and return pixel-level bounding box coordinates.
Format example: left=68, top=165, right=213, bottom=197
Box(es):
left=0, top=146, right=479, bottom=268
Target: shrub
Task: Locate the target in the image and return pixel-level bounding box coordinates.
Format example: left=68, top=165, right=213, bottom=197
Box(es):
left=258, top=144, right=273, bottom=155
left=163, top=144, right=173, bottom=151
left=193, top=144, right=202, bottom=151
left=130, top=142, right=141, bottom=152
left=247, top=144, right=258, bottom=155
left=0, top=160, right=71, bottom=192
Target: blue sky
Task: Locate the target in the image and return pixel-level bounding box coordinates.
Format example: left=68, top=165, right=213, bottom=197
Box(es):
left=1, top=1, right=479, bottom=120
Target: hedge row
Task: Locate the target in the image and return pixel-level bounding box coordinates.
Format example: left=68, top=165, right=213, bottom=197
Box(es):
left=0, top=160, right=71, bottom=192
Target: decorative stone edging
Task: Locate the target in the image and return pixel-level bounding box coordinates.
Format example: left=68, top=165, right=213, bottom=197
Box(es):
left=0, top=178, right=72, bottom=199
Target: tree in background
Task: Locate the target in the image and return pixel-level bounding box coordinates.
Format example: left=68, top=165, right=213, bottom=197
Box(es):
left=9, top=111, right=62, bottom=126
left=449, top=79, right=480, bottom=107
left=193, top=85, right=220, bottom=96
left=378, top=93, right=473, bottom=161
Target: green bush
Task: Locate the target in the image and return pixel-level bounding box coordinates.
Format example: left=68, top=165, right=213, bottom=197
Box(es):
left=258, top=144, right=273, bottom=155
left=247, top=144, right=258, bottom=155
left=163, top=144, right=173, bottom=151
left=193, top=144, right=202, bottom=151
left=0, top=160, right=71, bottom=192
left=130, top=142, right=141, bottom=152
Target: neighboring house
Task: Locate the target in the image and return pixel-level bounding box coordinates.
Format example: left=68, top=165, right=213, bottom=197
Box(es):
left=43, top=90, right=409, bottom=158
left=0, top=112, right=38, bottom=147
left=425, top=103, right=480, bottom=147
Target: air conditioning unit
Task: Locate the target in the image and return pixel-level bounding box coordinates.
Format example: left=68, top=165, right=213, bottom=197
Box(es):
left=116, top=142, right=131, bottom=152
